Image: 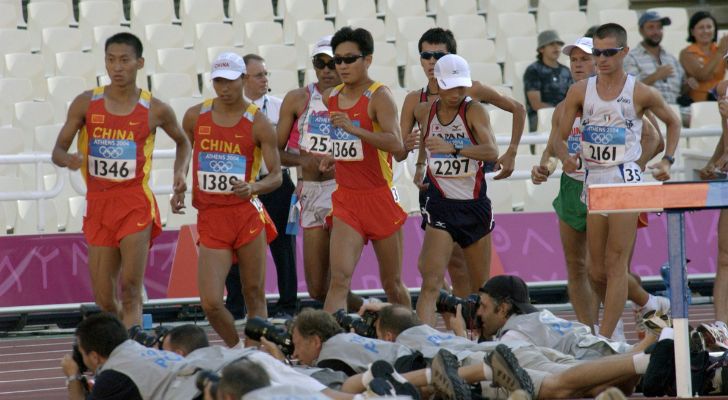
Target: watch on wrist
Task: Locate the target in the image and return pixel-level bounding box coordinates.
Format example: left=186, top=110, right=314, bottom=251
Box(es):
left=66, top=374, right=83, bottom=387
left=661, top=155, right=675, bottom=165
left=452, top=142, right=463, bottom=157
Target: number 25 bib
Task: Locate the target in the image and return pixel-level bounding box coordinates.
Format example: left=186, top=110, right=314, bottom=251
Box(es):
left=88, top=139, right=136, bottom=181
left=582, top=125, right=625, bottom=167
left=197, top=152, right=246, bottom=193
left=302, top=112, right=332, bottom=155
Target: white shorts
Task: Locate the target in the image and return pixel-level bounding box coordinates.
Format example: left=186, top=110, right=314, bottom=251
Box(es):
left=300, top=179, right=336, bottom=229
left=514, top=346, right=583, bottom=398
left=582, top=161, right=642, bottom=204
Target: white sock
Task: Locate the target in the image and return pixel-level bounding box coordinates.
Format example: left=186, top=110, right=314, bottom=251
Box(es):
left=632, top=353, right=651, bottom=374
left=643, top=294, right=659, bottom=311
left=361, top=367, right=374, bottom=387
left=659, top=327, right=674, bottom=341
left=482, top=362, right=493, bottom=381
left=424, top=368, right=432, bottom=385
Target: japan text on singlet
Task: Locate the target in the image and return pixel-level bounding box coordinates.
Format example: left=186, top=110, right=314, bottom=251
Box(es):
left=192, top=99, right=263, bottom=210
left=566, top=113, right=585, bottom=181
left=298, top=83, right=335, bottom=156
left=581, top=75, right=642, bottom=169
left=424, top=98, right=487, bottom=200
left=327, top=82, right=395, bottom=190
left=78, top=86, right=154, bottom=194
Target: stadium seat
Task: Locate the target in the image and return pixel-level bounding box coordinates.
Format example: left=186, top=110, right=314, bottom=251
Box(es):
left=34, top=123, right=63, bottom=153
left=27, top=1, right=72, bottom=51
left=459, top=38, right=496, bottom=64
left=169, top=96, right=201, bottom=127
left=406, top=41, right=421, bottom=68
left=92, top=25, right=132, bottom=75
left=194, top=22, right=236, bottom=72
left=545, top=11, right=588, bottom=36
left=587, top=0, right=629, bottom=25
left=259, top=44, right=297, bottom=71
left=509, top=60, right=531, bottom=110
left=397, top=16, right=436, bottom=66
left=448, top=15, right=487, bottom=40
left=229, top=0, right=275, bottom=25
left=143, top=24, right=185, bottom=74
left=470, top=62, right=503, bottom=86
left=0, top=29, right=32, bottom=71
left=598, top=9, right=638, bottom=33
left=65, top=195, right=85, bottom=233
left=436, top=0, right=477, bottom=29
left=14, top=100, right=54, bottom=151
left=267, top=69, right=300, bottom=98
left=486, top=0, right=529, bottom=38
left=55, top=51, right=97, bottom=88
left=371, top=41, right=397, bottom=68
left=384, top=0, right=427, bottom=41
left=41, top=27, right=83, bottom=76
left=689, top=101, right=722, bottom=151
left=0, top=2, right=19, bottom=29
left=15, top=199, right=59, bottom=234
left=536, top=0, right=579, bottom=32
left=244, top=21, right=284, bottom=48
left=78, top=0, right=124, bottom=49
left=4, top=53, right=47, bottom=100
left=130, top=0, right=176, bottom=40
left=404, top=65, right=427, bottom=91
left=524, top=179, right=560, bottom=212
left=504, top=36, right=538, bottom=84
left=347, top=18, right=386, bottom=42
left=495, top=13, right=537, bottom=62
left=42, top=171, right=76, bottom=231
left=156, top=48, right=199, bottom=92
left=368, top=65, right=400, bottom=89
left=295, top=19, right=335, bottom=70
left=283, top=0, right=325, bottom=44
left=536, top=107, right=556, bottom=134
left=0, top=127, right=23, bottom=177
left=0, top=78, right=33, bottom=126
left=660, top=30, right=686, bottom=61
left=333, top=0, right=376, bottom=29
left=0, top=176, right=22, bottom=231
left=151, top=73, right=198, bottom=102
left=179, top=0, right=225, bottom=47
left=47, top=76, right=85, bottom=122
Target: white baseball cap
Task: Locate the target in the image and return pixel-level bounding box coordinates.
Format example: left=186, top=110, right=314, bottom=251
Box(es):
left=311, top=35, right=333, bottom=57
left=210, top=52, right=246, bottom=80
left=434, top=54, right=472, bottom=89
left=562, top=37, right=593, bottom=56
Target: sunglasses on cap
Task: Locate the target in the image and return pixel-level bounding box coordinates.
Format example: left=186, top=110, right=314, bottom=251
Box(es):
left=592, top=47, right=624, bottom=57
left=420, top=51, right=447, bottom=60
left=333, top=54, right=364, bottom=65
left=312, top=57, right=335, bottom=70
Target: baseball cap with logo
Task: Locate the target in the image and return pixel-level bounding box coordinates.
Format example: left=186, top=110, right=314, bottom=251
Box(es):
left=638, top=11, right=672, bottom=28
left=434, top=54, right=472, bottom=89
left=479, top=275, right=538, bottom=314
left=311, top=35, right=333, bottom=57
left=210, top=52, right=246, bottom=80
left=562, top=37, right=593, bottom=56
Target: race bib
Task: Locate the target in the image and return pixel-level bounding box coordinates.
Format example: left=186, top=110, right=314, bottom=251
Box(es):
left=302, top=113, right=332, bottom=155
left=88, top=139, right=136, bottom=181
left=567, top=132, right=584, bottom=173
left=582, top=125, right=626, bottom=166
left=623, top=164, right=642, bottom=183
left=430, top=137, right=476, bottom=178
left=331, top=121, right=363, bottom=161
left=197, top=152, right=246, bottom=194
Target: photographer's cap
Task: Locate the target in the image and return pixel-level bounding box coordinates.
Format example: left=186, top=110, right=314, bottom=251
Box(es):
left=562, top=37, right=593, bottom=56
left=434, top=54, right=472, bottom=89
left=211, top=52, right=246, bottom=80
left=479, top=275, right=538, bottom=314
left=638, top=11, right=671, bottom=28
left=311, top=35, right=333, bottom=57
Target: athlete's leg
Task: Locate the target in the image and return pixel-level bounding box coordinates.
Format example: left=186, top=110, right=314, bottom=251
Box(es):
left=446, top=245, right=471, bottom=298
left=372, top=228, right=411, bottom=308
left=323, top=217, right=366, bottom=313
left=558, top=220, right=596, bottom=326
left=198, top=246, right=237, bottom=347
left=236, top=230, right=269, bottom=325
left=467, top=236, right=491, bottom=292
left=87, top=245, right=122, bottom=317
left=303, top=227, right=331, bottom=303
left=714, top=210, right=728, bottom=323
left=117, top=225, right=153, bottom=327
left=538, top=352, right=639, bottom=399
left=587, top=214, right=609, bottom=307
left=416, top=227, right=455, bottom=326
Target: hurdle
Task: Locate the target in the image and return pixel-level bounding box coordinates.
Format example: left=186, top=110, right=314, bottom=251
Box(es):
left=588, top=180, right=728, bottom=398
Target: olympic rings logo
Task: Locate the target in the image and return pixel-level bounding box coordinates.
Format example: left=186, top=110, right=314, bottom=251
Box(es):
left=332, top=128, right=349, bottom=140
left=209, top=160, right=234, bottom=172
left=318, top=123, right=331, bottom=135
left=568, top=140, right=581, bottom=152
left=588, top=132, right=613, bottom=145
left=98, top=146, right=124, bottom=158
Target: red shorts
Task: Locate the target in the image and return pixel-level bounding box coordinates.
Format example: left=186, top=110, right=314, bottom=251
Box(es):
left=328, top=185, right=406, bottom=241
left=83, top=187, right=162, bottom=247
left=197, top=198, right=277, bottom=250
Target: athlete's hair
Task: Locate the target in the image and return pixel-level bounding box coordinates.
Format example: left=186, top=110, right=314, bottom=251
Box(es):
left=377, top=304, right=422, bottom=337
left=105, top=32, right=143, bottom=58
left=243, top=53, right=265, bottom=66
left=217, top=359, right=270, bottom=398
left=418, top=28, right=457, bottom=54
left=594, top=23, right=628, bottom=48
left=165, top=324, right=210, bottom=354
left=687, top=11, right=717, bottom=43
left=331, top=27, right=374, bottom=56
left=76, top=313, right=128, bottom=358
left=584, top=25, right=600, bottom=38
left=292, top=308, right=343, bottom=342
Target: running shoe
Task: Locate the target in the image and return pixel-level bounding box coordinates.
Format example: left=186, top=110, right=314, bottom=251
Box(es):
left=642, top=310, right=672, bottom=337
left=368, top=360, right=420, bottom=399
left=642, top=339, right=675, bottom=397
left=486, top=345, right=535, bottom=398
left=431, top=349, right=471, bottom=400
left=698, top=322, right=728, bottom=351
left=594, top=387, right=627, bottom=400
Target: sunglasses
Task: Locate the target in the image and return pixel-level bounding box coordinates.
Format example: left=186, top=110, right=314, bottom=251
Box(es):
left=333, top=54, right=364, bottom=65
left=592, top=47, right=624, bottom=57
left=420, top=51, right=447, bottom=60
left=312, top=57, right=336, bottom=70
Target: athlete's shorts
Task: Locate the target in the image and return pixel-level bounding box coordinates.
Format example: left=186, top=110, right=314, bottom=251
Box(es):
left=83, top=187, right=162, bottom=247
left=197, top=198, right=277, bottom=250
left=300, top=179, right=336, bottom=229
left=552, top=174, right=587, bottom=232
left=329, top=184, right=406, bottom=242
left=582, top=161, right=643, bottom=206
left=422, top=191, right=494, bottom=248
left=513, top=346, right=583, bottom=399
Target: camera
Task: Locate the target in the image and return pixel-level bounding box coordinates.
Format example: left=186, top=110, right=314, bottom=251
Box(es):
left=333, top=309, right=378, bottom=338
left=72, top=343, right=88, bottom=374
left=195, top=369, right=220, bottom=396
left=435, top=290, right=480, bottom=329
left=244, top=317, right=294, bottom=356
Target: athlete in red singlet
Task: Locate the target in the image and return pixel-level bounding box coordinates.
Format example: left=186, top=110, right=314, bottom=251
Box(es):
left=183, top=53, right=281, bottom=348
left=52, top=33, right=191, bottom=328
left=319, top=27, right=411, bottom=312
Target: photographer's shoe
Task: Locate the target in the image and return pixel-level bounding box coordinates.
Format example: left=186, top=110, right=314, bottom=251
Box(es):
left=486, top=345, right=534, bottom=398
left=369, top=360, right=420, bottom=399
left=642, top=310, right=672, bottom=337
left=642, top=339, right=674, bottom=397
left=366, top=377, right=395, bottom=397
left=431, top=349, right=470, bottom=400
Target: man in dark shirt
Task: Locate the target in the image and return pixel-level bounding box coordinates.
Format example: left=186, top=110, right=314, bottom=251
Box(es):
left=524, top=30, right=573, bottom=131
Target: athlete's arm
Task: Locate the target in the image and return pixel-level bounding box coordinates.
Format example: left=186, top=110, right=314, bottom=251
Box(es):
left=455, top=101, right=498, bottom=162
left=331, top=86, right=402, bottom=153
left=276, top=88, right=306, bottom=167
left=175, top=104, right=200, bottom=214
left=641, top=85, right=681, bottom=181
left=247, top=112, right=282, bottom=196
left=412, top=102, right=430, bottom=191
left=52, top=92, right=91, bottom=170
left=317, top=87, right=336, bottom=173
left=394, top=90, right=421, bottom=162
left=153, top=99, right=192, bottom=196
left=532, top=102, right=565, bottom=184
left=549, top=81, right=585, bottom=173
left=470, top=81, right=527, bottom=179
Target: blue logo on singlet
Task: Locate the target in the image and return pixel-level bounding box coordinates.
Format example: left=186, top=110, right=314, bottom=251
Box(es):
left=331, top=120, right=361, bottom=140
left=567, top=135, right=581, bottom=154
left=90, top=139, right=135, bottom=159
left=431, top=137, right=472, bottom=159
left=198, top=152, right=245, bottom=174
left=583, top=126, right=626, bottom=145
left=308, top=112, right=332, bottom=135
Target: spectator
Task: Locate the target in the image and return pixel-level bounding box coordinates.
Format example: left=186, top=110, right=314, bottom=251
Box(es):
left=625, top=11, right=686, bottom=106
left=524, top=30, right=573, bottom=131
left=679, top=11, right=728, bottom=102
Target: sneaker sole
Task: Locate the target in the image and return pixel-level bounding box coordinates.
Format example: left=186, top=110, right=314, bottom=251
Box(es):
left=488, top=344, right=535, bottom=398
left=370, top=360, right=420, bottom=399
left=432, top=349, right=471, bottom=400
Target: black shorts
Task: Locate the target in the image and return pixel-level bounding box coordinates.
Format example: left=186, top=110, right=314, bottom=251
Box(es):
left=422, top=189, right=495, bottom=248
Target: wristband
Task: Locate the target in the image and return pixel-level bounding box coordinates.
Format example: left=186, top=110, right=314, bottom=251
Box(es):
left=66, top=374, right=83, bottom=387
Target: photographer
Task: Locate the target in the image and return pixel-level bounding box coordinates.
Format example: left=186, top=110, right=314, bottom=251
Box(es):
left=203, top=359, right=270, bottom=400
left=60, top=313, right=187, bottom=400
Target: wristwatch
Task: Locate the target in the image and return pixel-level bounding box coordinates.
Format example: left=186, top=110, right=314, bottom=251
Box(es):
left=661, top=155, right=675, bottom=165
left=452, top=142, right=463, bottom=157
left=66, top=374, right=84, bottom=387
